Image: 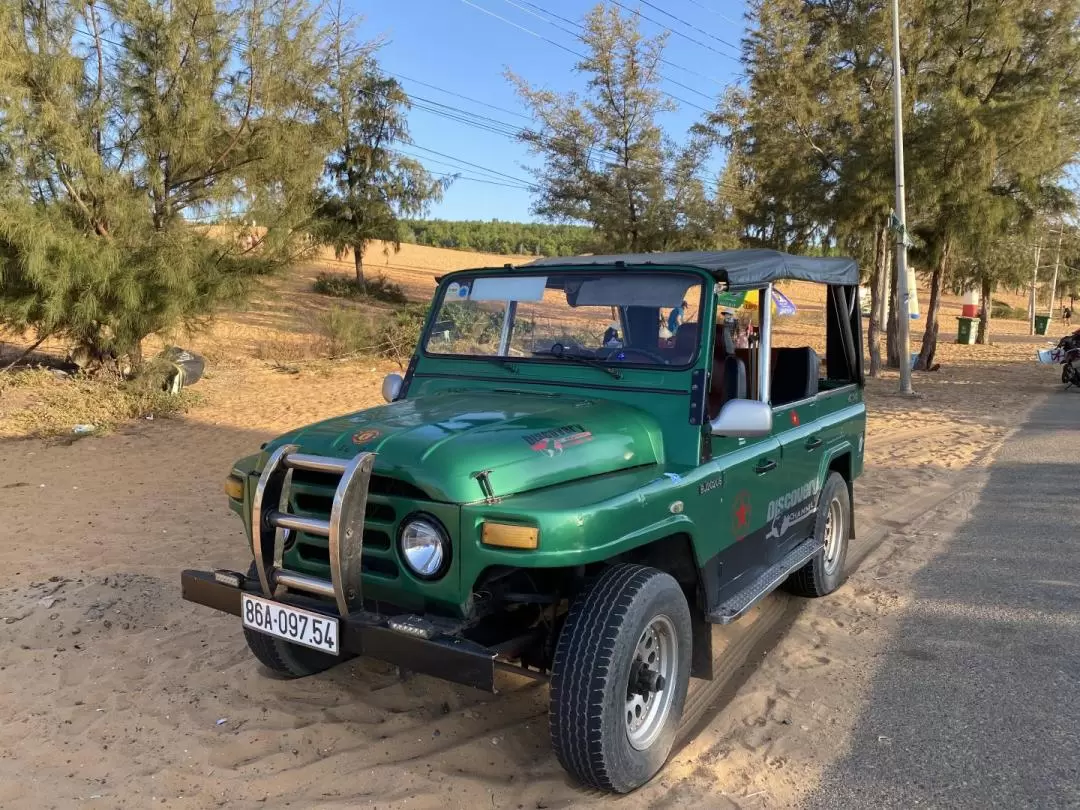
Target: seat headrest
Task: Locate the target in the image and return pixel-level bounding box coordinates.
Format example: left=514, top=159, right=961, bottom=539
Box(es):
left=672, top=322, right=700, bottom=360
left=771, top=347, right=819, bottom=406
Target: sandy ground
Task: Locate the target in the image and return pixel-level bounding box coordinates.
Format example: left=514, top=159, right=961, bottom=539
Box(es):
left=0, top=243, right=1070, bottom=808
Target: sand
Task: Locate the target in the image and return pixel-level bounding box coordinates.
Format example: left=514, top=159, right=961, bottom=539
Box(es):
left=0, top=243, right=1068, bottom=808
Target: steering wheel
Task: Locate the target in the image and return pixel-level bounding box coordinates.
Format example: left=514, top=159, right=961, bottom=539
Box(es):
left=602, top=347, right=669, bottom=364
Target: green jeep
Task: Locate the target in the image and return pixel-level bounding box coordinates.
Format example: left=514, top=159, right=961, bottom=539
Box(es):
left=182, top=249, right=866, bottom=793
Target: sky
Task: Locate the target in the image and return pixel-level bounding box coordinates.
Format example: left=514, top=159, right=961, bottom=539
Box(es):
left=355, top=0, right=751, bottom=222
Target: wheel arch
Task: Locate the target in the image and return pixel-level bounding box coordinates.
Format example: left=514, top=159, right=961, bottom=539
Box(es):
left=608, top=532, right=714, bottom=681
left=822, top=446, right=855, bottom=539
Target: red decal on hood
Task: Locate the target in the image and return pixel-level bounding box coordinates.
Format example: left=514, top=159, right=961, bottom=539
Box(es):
left=528, top=429, right=594, bottom=457
left=352, top=429, right=381, bottom=445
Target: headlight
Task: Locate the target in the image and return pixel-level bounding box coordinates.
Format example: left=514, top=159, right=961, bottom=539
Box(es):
left=398, top=516, right=450, bottom=579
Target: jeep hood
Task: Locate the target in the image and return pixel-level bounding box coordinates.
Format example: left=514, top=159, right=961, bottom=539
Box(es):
left=264, top=391, right=665, bottom=503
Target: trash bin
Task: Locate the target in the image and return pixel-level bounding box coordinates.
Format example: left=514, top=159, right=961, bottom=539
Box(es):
left=956, top=316, right=977, bottom=345
left=1034, top=315, right=1050, bottom=336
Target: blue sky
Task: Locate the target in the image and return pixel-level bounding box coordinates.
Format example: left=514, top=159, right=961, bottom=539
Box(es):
left=355, top=0, right=750, bottom=221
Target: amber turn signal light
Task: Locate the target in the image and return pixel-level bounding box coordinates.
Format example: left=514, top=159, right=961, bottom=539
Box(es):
left=223, top=474, right=245, bottom=501
left=481, top=522, right=539, bottom=549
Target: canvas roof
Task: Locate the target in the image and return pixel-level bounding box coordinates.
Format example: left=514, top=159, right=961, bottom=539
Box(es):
left=521, top=248, right=859, bottom=289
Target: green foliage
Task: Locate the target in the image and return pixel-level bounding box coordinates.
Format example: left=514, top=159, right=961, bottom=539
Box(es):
left=506, top=5, right=723, bottom=252
left=312, top=272, right=407, bottom=303
left=400, top=219, right=594, bottom=256
left=990, top=299, right=1027, bottom=320
left=439, top=302, right=506, bottom=345
left=308, top=11, right=448, bottom=285
left=725, top=0, right=1080, bottom=363
left=319, top=303, right=428, bottom=367
left=0, top=0, right=332, bottom=365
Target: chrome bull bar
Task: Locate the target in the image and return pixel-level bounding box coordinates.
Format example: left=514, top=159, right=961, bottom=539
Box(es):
left=250, top=444, right=376, bottom=616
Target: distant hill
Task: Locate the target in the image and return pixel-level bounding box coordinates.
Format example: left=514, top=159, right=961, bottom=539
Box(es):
left=400, top=219, right=594, bottom=257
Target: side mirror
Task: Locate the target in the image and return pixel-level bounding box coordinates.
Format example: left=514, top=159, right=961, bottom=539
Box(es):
left=709, top=399, right=772, bottom=438
left=381, top=373, right=403, bottom=403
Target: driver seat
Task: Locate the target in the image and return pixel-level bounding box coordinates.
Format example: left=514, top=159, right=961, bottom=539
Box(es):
left=708, top=322, right=747, bottom=418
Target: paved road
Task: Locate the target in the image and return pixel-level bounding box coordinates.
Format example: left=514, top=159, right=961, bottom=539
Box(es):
left=803, top=393, right=1080, bottom=810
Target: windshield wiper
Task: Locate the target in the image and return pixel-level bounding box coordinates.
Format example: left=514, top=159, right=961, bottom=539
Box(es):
left=470, top=356, right=518, bottom=373
left=533, top=348, right=622, bottom=379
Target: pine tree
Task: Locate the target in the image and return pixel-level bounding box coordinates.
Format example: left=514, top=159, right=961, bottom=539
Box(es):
left=0, top=0, right=331, bottom=367
left=726, top=0, right=1080, bottom=372
left=507, top=4, right=718, bottom=252
left=308, top=7, right=448, bottom=288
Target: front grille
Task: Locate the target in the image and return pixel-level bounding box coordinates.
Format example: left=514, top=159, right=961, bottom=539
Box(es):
left=284, top=467, right=420, bottom=581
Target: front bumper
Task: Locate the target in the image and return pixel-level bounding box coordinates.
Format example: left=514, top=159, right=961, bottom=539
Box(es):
left=181, top=569, right=498, bottom=691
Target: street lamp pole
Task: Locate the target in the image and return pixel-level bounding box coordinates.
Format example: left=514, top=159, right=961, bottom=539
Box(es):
left=891, top=0, right=914, bottom=394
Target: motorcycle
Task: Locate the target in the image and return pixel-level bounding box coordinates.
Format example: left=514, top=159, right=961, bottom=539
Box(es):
left=1037, top=328, right=1080, bottom=389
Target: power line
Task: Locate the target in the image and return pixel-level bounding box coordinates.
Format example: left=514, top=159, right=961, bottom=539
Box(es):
left=604, top=0, right=742, bottom=63
left=681, top=0, right=745, bottom=28
left=460, top=0, right=583, bottom=58
left=458, top=0, right=714, bottom=113
left=633, top=0, right=743, bottom=52
left=517, top=0, right=727, bottom=87
left=400, top=143, right=536, bottom=187
left=503, top=0, right=719, bottom=100
left=386, top=69, right=533, bottom=122
left=424, top=168, right=534, bottom=189
left=392, top=149, right=534, bottom=189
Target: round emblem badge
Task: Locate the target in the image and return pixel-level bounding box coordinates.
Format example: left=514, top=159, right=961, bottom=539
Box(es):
left=352, top=429, right=381, bottom=445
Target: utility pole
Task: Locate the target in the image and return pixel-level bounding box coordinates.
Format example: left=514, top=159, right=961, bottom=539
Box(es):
left=1029, top=243, right=1041, bottom=336
left=891, top=0, right=913, bottom=394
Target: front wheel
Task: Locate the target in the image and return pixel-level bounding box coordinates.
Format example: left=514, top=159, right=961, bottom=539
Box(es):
left=549, top=564, right=692, bottom=793
left=242, top=563, right=341, bottom=678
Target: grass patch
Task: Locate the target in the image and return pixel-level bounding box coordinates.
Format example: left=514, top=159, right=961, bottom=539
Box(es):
left=313, top=272, right=408, bottom=304
left=0, top=367, right=199, bottom=438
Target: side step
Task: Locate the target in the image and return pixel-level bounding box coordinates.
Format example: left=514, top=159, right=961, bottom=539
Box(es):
left=706, top=537, right=823, bottom=625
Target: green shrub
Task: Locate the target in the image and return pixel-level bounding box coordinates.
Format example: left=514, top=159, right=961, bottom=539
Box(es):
left=319, top=303, right=428, bottom=367
left=990, top=299, right=1026, bottom=320
left=312, top=272, right=407, bottom=304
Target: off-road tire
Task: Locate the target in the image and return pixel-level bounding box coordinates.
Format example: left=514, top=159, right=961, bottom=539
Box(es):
left=549, top=564, right=692, bottom=794
left=242, top=563, right=341, bottom=678
left=785, top=472, right=851, bottom=597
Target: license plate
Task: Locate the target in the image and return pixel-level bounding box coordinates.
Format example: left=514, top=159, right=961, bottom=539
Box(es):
left=241, top=594, right=339, bottom=655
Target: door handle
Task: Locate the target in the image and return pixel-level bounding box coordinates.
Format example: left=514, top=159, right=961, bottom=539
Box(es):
left=805, top=436, right=823, bottom=451
left=754, top=458, right=777, bottom=475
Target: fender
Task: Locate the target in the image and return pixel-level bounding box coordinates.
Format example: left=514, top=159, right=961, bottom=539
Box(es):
left=818, top=441, right=855, bottom=537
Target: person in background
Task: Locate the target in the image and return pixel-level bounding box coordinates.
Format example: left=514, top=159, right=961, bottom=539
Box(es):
left=602, top=322, right=621, bottom=346
left=668, top=300, right=689, bottom=335
left=1065, top=304, right=1072, bottom=327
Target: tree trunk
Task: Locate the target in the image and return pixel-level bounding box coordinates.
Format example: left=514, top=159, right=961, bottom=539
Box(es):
left=867, top=223, right=888, bottom=377
left=916, top=241, right=949, bottom=371
left=886, top=243, right=899, bottom=368
left=976, top=274, right=992, bottom=345
left=353, top=243, right=365, bottom=287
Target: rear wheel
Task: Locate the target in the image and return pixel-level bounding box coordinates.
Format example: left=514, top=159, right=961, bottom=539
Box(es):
left=549, top=564, right=692, bottom=793
left=242, top=563, right=341, bottom=678
left=785, top=472, right=851, bottom=597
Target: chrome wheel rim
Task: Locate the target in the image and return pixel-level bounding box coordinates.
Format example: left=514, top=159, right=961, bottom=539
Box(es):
left=625, top=614, right=678, bottom=751
left=823, top=496, right=844, bottom=575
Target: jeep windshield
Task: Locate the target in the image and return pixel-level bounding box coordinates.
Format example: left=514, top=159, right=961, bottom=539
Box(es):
left=423, top=271, right=705, bottom=369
